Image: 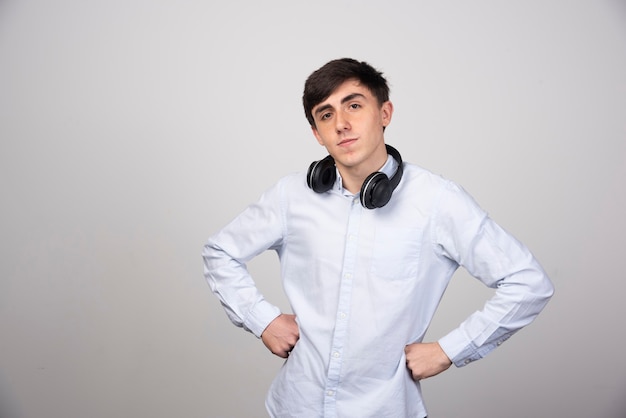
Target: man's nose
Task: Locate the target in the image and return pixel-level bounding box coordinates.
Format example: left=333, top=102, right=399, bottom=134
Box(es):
left=335, top=111, right=351, bottom=132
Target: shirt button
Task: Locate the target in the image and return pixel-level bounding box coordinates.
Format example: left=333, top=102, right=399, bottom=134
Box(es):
left=338, top=312, right=347, bottom=320
left=344, top=273, right=352, bottom=279
left=464, top=359, right=471, bottom=365
left=333, top=352, right=340, bottom=358
left=327, top=390, right=335, bottom=396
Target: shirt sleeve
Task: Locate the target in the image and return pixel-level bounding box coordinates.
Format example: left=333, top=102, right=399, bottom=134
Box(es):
left=202, top=180, right=286, bottom=338
left=434, top=180, right=554, bottom=367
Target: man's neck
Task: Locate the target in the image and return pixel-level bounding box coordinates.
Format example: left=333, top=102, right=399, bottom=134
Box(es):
left=339, top=153, right=389, bottom=194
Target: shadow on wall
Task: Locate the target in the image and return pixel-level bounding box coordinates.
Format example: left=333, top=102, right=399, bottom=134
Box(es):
left=0, top=372, right=20, bottom=418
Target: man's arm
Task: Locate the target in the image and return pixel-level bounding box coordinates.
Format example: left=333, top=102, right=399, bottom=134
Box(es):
left=202, top=181, right=286, bottom=339
left=428, top=180, right=554, bottom=368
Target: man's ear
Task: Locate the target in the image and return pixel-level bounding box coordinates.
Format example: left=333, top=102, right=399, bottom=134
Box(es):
left=381, top=101, right=394, bottom=128
left=311, top=125, right=324, bottom=145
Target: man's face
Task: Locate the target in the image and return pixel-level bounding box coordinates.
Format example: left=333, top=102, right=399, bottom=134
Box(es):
left=311, top=79, right=393, bottom=176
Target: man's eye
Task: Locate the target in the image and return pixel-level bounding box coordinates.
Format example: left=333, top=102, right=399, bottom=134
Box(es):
left=349, top=103, right=361, bottom=109
left=321, top=113, right=332, bottom=120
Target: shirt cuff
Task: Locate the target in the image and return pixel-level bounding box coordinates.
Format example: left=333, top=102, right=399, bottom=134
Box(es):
left=244, top=299, right=281, bottom=338
left=438, top=329, right=481, bottom=367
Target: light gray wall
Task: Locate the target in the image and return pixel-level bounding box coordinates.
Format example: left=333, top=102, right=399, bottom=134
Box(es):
left=1, top=1, right=625, bottom=417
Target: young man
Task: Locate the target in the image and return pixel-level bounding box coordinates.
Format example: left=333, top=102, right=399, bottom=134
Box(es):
left=203, top=58, right=554, bottom=417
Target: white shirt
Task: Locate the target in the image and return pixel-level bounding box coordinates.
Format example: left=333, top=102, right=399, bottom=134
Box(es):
left=203, top=154, right=554, bottom=417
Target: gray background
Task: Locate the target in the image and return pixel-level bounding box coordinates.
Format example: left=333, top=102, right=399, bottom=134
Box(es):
left=1, top=1, right=625, bottom=417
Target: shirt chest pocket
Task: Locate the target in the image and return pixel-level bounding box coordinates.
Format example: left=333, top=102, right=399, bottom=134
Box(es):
left=370, top=227, right=422, bottom=280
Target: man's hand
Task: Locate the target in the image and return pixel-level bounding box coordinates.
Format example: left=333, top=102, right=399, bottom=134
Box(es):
left=405, top=342, right=452, bottom=381
left=261, top=314, right=300, bottom=358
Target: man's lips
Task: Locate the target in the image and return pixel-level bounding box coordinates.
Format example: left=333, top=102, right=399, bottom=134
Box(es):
left=338, top=138, right=358, bottom=146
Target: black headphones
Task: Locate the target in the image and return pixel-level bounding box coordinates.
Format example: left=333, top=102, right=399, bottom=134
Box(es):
left=307, top=144, right=403, bottom=209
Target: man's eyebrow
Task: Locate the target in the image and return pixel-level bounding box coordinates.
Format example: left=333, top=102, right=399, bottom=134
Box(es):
left=313, top=93, right=367, bottom=118
left=314, top=103, right=333, bottom=118
left=341, top=93, right=366, bottom=104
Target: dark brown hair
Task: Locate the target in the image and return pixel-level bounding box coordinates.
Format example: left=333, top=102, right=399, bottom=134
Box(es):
left=302, top=58, right=390, bottom=127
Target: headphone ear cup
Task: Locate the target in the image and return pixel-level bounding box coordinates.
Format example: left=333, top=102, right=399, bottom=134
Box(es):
left=307, top=156, right=336, bottom=193
left=360, top=172, right=392, bottom=209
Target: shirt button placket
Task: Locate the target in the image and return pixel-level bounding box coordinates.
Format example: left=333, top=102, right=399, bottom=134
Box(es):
left=323, top=198, right=361, bottom=417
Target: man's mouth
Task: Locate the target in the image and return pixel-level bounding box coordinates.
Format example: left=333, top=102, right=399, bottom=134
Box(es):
left=338, top=138, right=358, bottom=146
